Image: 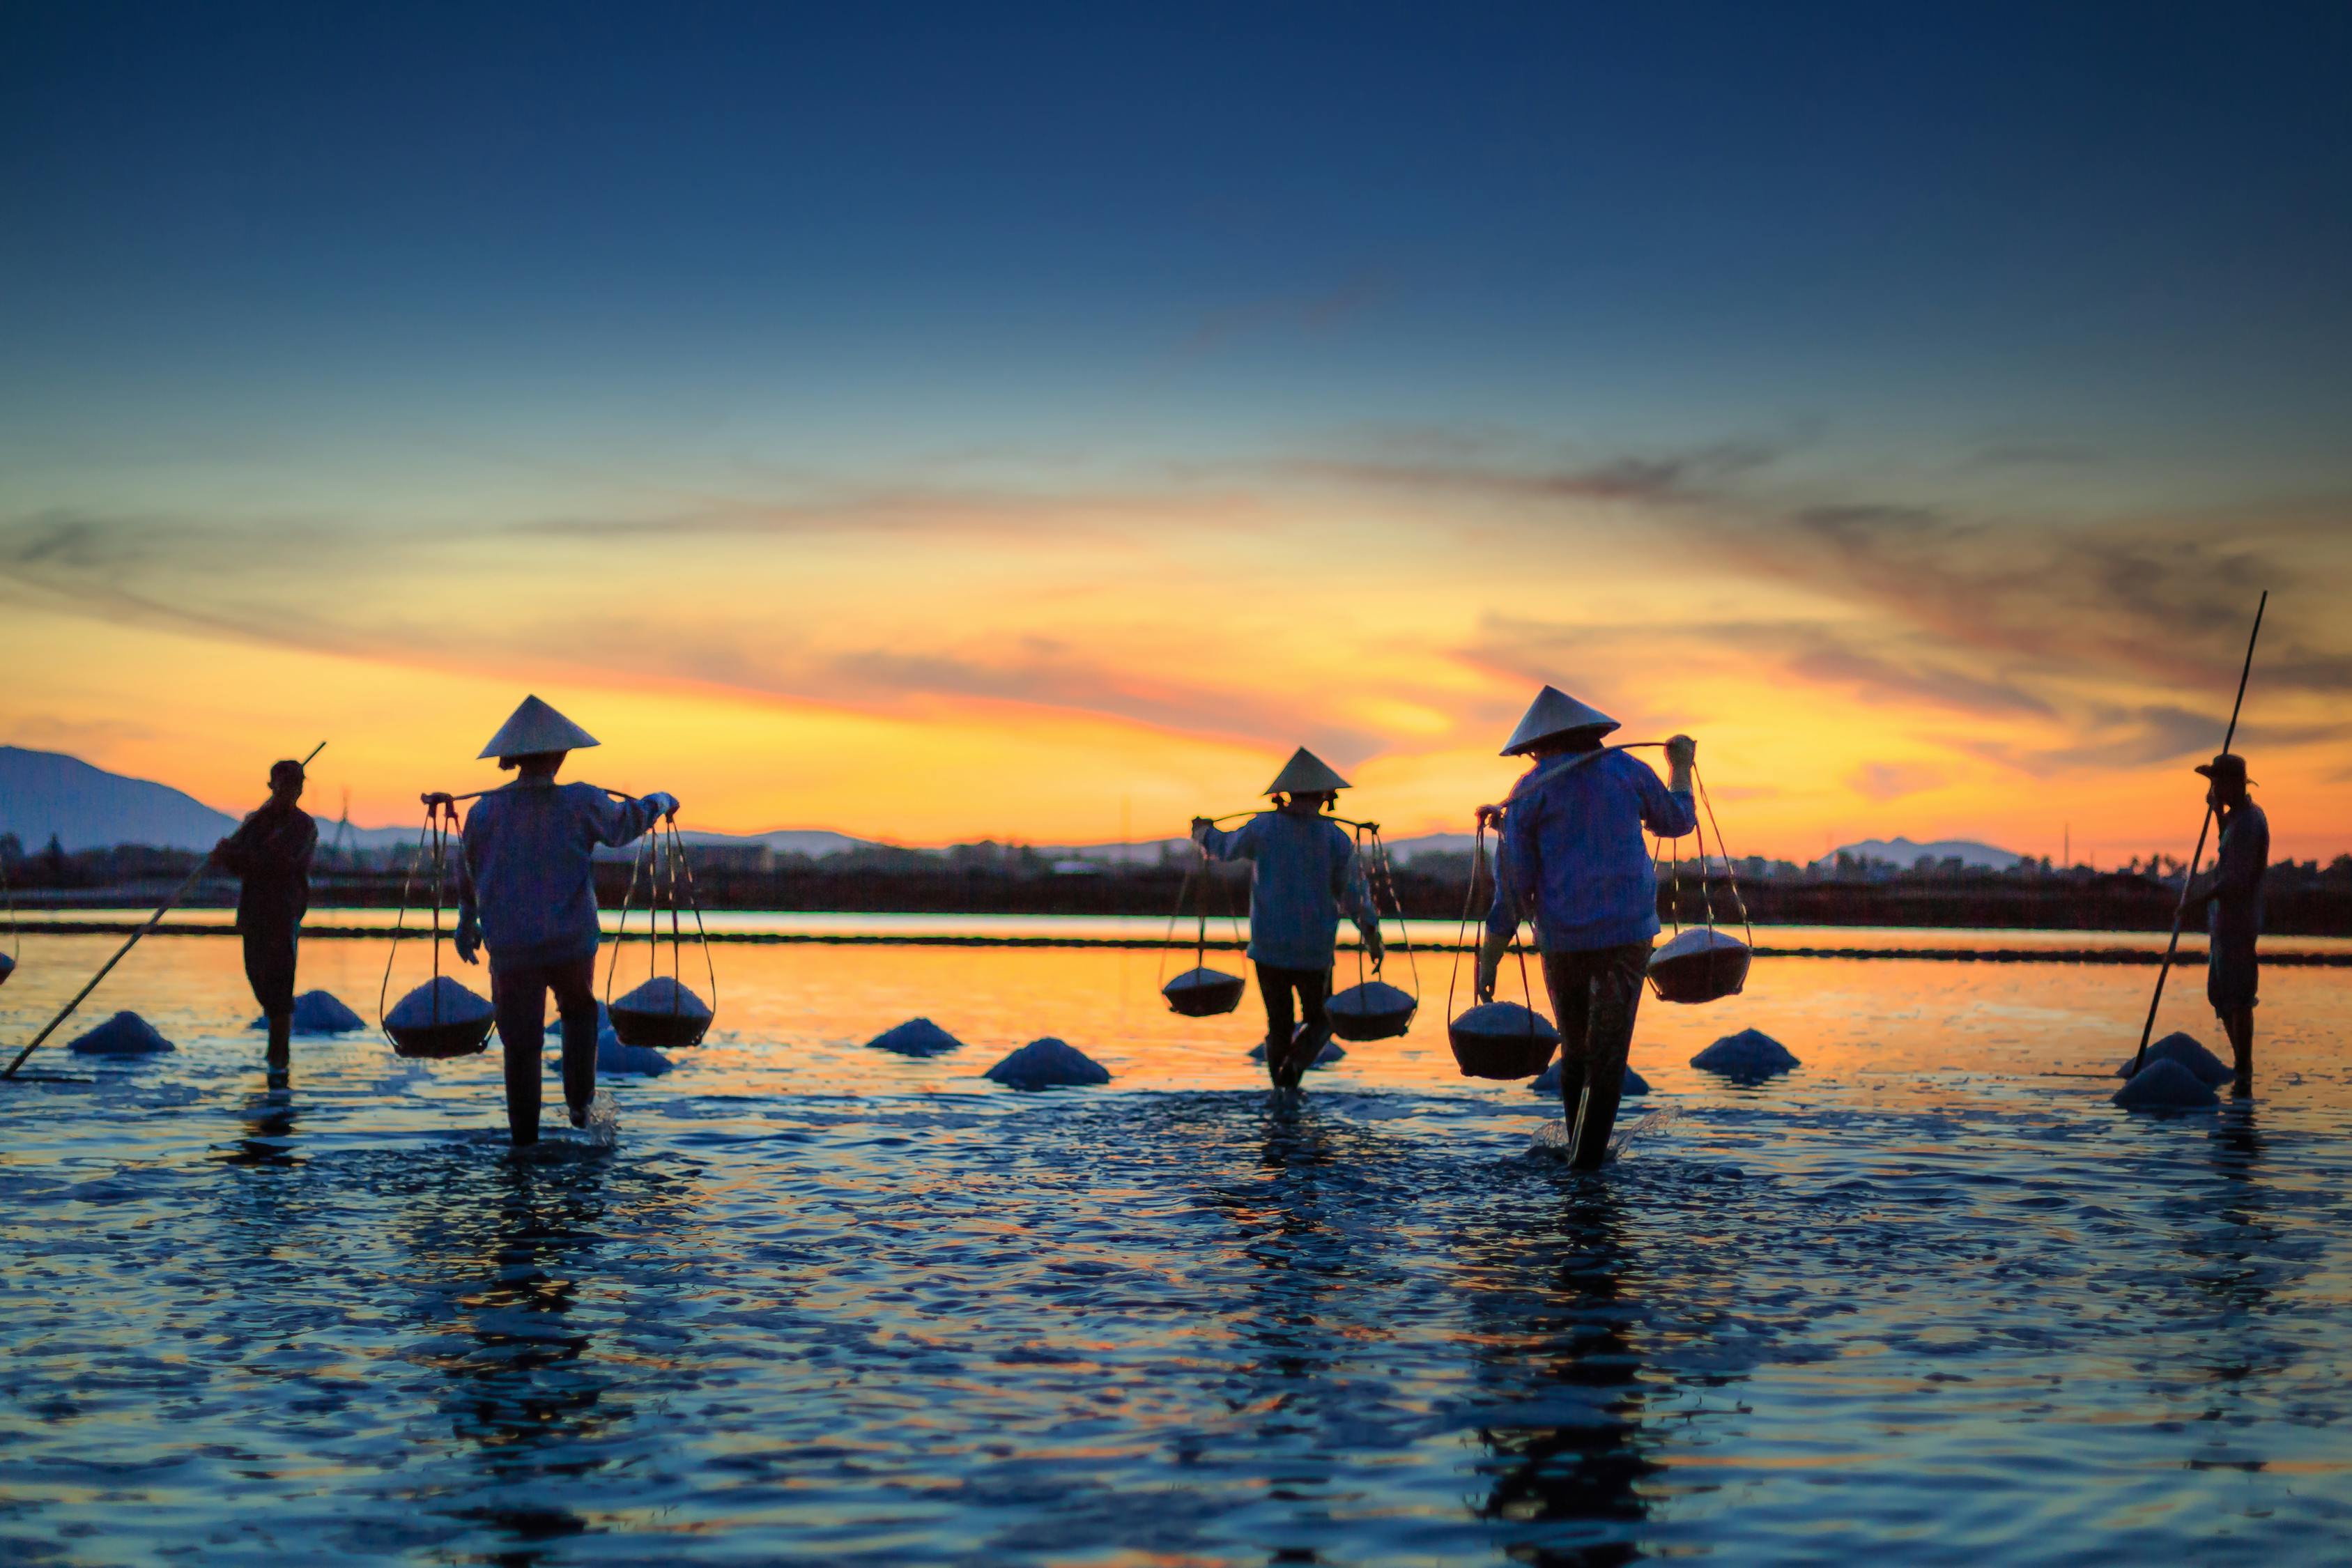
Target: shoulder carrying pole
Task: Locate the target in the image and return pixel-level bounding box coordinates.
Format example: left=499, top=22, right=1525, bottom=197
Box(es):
left=2131, top=591, right=2266, bottom=1075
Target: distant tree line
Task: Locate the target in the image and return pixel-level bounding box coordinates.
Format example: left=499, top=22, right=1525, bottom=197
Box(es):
left=6, top=833, right=2350, bottom=934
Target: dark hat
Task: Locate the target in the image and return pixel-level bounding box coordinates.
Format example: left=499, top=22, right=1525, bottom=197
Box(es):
left=2194, top=752, right=2249, bottom=785
left=268, top=759, right=305, bottom=786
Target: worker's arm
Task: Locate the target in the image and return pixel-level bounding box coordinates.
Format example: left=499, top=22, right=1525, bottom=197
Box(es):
left=1195, top=815, right=1259, bottom=863
left=2188, top=811, right=2268, bottom=909
left=1639, top=735, right=1699, bottom=838
left=590, top=788, right=677, bottom=850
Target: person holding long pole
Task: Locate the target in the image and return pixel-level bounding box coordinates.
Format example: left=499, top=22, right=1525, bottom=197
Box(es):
left=2181, top=753, right=2269, bottom=1095
left=213, top=756, right=318, bottom=1082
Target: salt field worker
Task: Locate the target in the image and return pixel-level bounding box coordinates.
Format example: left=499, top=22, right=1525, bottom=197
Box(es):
left=2183, top=751, right=2269, bottom=1094
left=213, top=758, right=317, bottom=1079
left=445, top=697, right=678, bottom=1145
left=1192, top=748, right=1381, bottom=1090
left=1474, top=687, right=1696, bottom=1169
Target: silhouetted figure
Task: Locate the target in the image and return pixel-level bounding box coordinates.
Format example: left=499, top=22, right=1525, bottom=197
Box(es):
left=2185, top=751, right=2267, bottom=1095
left=1192, top=748, right=1381, bottom=1090
left=214, top=759, right=316, bottom=1079
left=1476, top=687, right=1695, bottom=1169
left=447, top=697, right=675, bottom=1146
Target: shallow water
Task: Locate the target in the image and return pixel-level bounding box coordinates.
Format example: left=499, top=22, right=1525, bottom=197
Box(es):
left=3, top=935, right=2350, bottom=1563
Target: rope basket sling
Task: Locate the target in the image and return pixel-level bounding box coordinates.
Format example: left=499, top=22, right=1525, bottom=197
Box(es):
left=1647, top=762, right=1753, bottom=1004
left=1327, top=820, right=1417, bottom=1041
left=1159, top=822, right=1247, bottom=1017
left=1445, top=822, right=1560, bottom=1079
left=378, top=799, right=496, bottom=1059
left=604, top=813, right=718, bottom=1048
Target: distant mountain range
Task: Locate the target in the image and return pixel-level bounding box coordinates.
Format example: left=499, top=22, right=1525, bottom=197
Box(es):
left=0, top=745, right=2027, bottom=872
left=1815, top=836, right=2024, bottom=871
left=2, top=746, right=252, bottom=853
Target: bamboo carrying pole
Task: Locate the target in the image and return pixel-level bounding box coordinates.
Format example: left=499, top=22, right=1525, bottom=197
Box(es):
left=2, top=741, right=325, bottom=1081
left=2130, top=596, right=2266, bottom=1075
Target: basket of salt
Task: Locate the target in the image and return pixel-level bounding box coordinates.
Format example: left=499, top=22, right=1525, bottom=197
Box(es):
left=1647, top=925, right=1751, bottom=1004
left=1447, top=1001, right=1560, bottom=1079
left=1163, top=966, right=1247, bottom=1017
left=0, top=951, right=13, bottom=987
left=609, top=974, right=714, bottom=1049
left=1329, top=979, right=1415, bottom=1041
left=385, top=976, right=496, bottom=1059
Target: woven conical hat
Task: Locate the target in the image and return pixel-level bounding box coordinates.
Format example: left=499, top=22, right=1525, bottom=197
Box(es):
left=1265, top=747, right=1350, bottom=796
left=478, top=695, right=599, bottom=760
left=1500, top=685, right=1618, bottom=755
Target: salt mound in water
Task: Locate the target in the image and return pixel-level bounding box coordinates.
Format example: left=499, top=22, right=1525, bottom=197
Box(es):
left=611, top=976, right=712, bottom=1019
left=1247, top=1035, right=1347, bottom=1067
left=985, top=1037, right=1110, bottom=1091
left=249, top=990, right=367, bottom=1034
left=2112, top=1057, right=2220, bottom=1110
left=866, top=1017, right=964, bottom=1056
left=2114, top=1031, right=2232, bottom=1087
left=592, top=1006, right=672, bottom=1075
left=67, top=1010, right=174, bottom=1055
left=1690, top=1028, right=1798, bottom=1079
left=385, top=976, right=495, bottom=1029
left=1531, top=1061, right=1648, bottom=1097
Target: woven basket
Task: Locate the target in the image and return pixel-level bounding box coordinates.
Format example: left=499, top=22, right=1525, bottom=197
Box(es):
left=384, top=977, right=495, bottom=1059
left=1447, top=1001, right=1560, bottom=1079
left=1162, top=966, right=1247, bottom=1017
left=1328, top=980, right=1416, bottom=1042
left=610, top=975, right=714, bottom=1049
left=1647, top=927, right=1751, bottom=1005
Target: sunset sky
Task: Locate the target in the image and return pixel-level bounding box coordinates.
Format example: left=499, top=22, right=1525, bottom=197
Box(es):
left=3, top=4, right=2347, bottom=861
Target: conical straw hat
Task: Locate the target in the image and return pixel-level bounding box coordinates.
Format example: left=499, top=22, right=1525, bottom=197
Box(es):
left=1500, top=685, right=1619, bottom=755
left=478, top=695, right=600, bottom=760
left=1265, top=747, right=1351, bottom=796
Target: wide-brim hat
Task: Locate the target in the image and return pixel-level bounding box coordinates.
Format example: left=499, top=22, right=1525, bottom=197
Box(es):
left=1500, top=685, right=1619, bottom=755
left=1265, top=747, right=1350, bottom=797
left=2195, top=752, right=2250, bottom=785
left=479, top=695, right=600, bottom=760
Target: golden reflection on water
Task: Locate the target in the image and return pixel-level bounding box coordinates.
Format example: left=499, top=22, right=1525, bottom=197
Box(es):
left=6, top=933, right=2340, bottom=1107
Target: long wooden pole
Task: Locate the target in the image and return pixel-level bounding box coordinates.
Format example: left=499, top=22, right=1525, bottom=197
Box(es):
left=2131, top=592, right=2266, bottom=1075
left=3, top=861, right=211, bottom=1079
left=3, top=741, right=325, bottom=1081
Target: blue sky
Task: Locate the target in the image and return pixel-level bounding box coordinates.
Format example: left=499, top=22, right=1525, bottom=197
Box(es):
left=3, top=3, right=2347, bottom=853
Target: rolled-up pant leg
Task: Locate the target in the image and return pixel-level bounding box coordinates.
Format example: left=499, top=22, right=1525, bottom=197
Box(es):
left=1256, top=964, right=1299, bottom=1086
left=242, top=924, right=298, bottom=1017
left=491, top=957, right=604, bottom=1142
left=1542, top=943, right=1650, bottom=1170
left=492, top=964, right=551, bottom=1144
left=549, top=958, right=600, bottom=1121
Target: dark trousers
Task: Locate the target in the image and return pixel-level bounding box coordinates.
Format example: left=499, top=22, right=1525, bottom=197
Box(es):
left=241, top=924, right=299, bottom=1017
left=491, top=956, right=599, bottom=1144
left=1256, top=964, right=1331, bottom=1086
left=1540, top=943, right=1650, bottom=1169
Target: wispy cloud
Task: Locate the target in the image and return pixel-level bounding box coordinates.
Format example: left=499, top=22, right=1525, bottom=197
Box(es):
left=1847, top=761, right=1949, bottom=801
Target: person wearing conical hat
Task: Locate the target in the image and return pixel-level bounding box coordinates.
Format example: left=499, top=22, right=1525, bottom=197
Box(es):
left=1474, top=686, right=1696, bottom=1169
left=2183, top=751, right=2268, bottom=1094
left=1191, top=747, right=1381, bottom=1090
left=446, top=696, right=679, bottom=1146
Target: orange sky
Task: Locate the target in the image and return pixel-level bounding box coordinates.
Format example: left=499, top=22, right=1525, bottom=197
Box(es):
left=6, top=472, right=2345, bottom=863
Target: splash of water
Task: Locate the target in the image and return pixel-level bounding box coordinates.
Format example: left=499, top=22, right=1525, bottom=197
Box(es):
left=584, top=1088, right=620, bottom=1148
